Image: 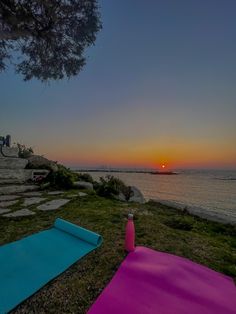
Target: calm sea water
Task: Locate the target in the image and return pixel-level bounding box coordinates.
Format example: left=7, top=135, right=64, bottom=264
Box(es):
left=85, top=170, right=236, bottom=224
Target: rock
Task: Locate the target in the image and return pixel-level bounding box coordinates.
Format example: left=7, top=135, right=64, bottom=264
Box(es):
left=21, top=191, right=43, bottom=197
left=0, top=195, right=20, bottom=201
left=23, top=197, right=46, bottom=206
left=67, top=194, right=78, bottom=198
left=0, top=147, right=19, bottom=158
left=47, top=191, right=64, bottom=195
left=0, top=184, right=39, bottom=195
left=0, top=208, right=11, bottom=215
left=74, top=181, right=93, bottom=190
left=0, top=200, right=19, bottom=208
left=26, top=155, right=58, bottom=172
left=0, top=169, right=34, bottom=184
left=3, top=209, right=35, bottom=217
left=128, top=186, right=145, bottom=204
left=78, top=192, right=87, bottom=197
left=114, top=186, right=145, bottom=204
left=114, top=193, right=126, bottom=202
left=37, top=199, right=70, bottom=211
left=0, top=157, right=28, bottom=169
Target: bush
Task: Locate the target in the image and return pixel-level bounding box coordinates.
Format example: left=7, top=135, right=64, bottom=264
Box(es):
left=45, top=165, right=75, bottom=189
left=95, top=175, right=132, bottom=199
left=75, top=172, right=94, bottom=183
left=17, top=143, right=34, bottom=158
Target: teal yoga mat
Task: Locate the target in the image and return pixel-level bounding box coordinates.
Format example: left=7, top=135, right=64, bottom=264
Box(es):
left=0, top=218, right=102, bottom=313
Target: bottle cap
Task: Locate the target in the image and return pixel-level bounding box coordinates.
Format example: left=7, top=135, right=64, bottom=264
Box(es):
left=128, top=213, right=133, bottom=220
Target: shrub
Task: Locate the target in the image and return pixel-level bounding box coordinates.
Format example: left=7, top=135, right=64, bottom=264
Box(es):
left=17, top=143, right=34, bottom=158
left=95, top=175, right=132, bottom=199
left=45, top=165, right=75, bottom=189
left=75, top=172, right=94, bottom=183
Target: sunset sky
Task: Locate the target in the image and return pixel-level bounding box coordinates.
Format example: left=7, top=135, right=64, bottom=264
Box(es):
left=0, top=0, right=236, bottom=169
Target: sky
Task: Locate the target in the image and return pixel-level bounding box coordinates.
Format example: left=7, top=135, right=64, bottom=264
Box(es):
left=0, top=0, right=236, bottom=169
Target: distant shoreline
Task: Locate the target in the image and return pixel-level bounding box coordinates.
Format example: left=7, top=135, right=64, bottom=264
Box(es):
left=74, top=169, right=178, bottom=175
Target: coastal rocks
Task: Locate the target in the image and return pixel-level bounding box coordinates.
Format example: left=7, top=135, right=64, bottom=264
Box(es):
left=26, top=155, right=58, bottom=172
left=115, top=186, right=145, bottom=204
left=115, top=192, right=126, bottom=202
left=74, top=181, right=93, bottom=190
left=128, top=186, right=145, bottom=204
left=37, top=199, right=70, bottom=211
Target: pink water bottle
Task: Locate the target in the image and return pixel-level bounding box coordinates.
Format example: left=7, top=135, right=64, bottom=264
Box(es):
left=125, top=213, right=135, bottom=252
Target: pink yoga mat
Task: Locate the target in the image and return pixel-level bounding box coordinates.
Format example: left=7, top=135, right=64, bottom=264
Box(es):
left=88, top=246, right=236, bottom=314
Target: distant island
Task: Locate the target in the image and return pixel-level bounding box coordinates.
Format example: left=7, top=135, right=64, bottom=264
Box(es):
left=150, top=171, right=178, bottom=175
left=74, top=169, right=178, bottom=175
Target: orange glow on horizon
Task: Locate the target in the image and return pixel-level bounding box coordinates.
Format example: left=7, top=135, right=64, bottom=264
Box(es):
left=40, top=137, right=236, bottom=170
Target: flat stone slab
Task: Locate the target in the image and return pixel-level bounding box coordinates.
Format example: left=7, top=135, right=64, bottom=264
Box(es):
left=78, top=192, right=88, bottom=197
left=3, top=209, right=35, bottom=217
left=0, top=185, right=39, bottom=195
left=21, top=191, right=43, bottom=197
left=67, top=194, right=78, bottom=198
left=0, top=200, right=19, bottom=208
left=23, top=197, right=46, bottom=206
left=47, top=191, right=64, bottom=195
left=37, top=199, right=70, bottom=211
left=0, top=195, right=20, bottom=201
left=0, top=208, right=11, bottom=215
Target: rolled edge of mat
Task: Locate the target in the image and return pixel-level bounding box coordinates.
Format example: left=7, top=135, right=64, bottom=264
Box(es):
left=54, top=218, right=102, bottom=247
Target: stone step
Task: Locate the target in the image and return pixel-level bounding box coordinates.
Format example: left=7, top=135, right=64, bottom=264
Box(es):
left=0, top=169, right=34, bottom=184
left=0, top=146, right=19, bottom=158
left=0, top=184, right=39, bottom=195
left=0, top=157, right=28, bottom=169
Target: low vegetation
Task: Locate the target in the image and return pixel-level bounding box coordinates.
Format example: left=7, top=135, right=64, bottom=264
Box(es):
left=45, top=165, right=76, bottom=189
left=75, top=173, right=94, bottom=184
left=0, top=194, right=235, bottom=313
left=16, top=143, right=34, bottom=158
left=94, top=175, right=133, bottom=200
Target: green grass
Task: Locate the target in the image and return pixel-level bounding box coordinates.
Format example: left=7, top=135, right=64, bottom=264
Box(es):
left=0, top=194, right=235, bottom=313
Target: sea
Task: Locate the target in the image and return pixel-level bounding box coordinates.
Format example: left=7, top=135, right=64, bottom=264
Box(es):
left=78, top=169, right=236, bottom=225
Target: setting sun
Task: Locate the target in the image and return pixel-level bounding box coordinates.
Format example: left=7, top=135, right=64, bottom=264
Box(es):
left=161, top=164, right=166, bottom=169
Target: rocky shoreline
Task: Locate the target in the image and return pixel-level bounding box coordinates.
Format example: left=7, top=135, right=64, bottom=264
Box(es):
left=151, top=198, right=236, bottom=225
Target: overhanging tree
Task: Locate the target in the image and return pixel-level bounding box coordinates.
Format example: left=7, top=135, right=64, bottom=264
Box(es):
left=0, top=0, right=101, bottom=81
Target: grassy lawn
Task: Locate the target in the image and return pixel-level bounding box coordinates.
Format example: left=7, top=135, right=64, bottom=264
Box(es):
left=1, top=192, right=236, bottom=313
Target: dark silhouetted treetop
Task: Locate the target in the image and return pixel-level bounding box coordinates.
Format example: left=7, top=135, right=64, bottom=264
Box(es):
left=0, top=0, right=101, bottom=81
